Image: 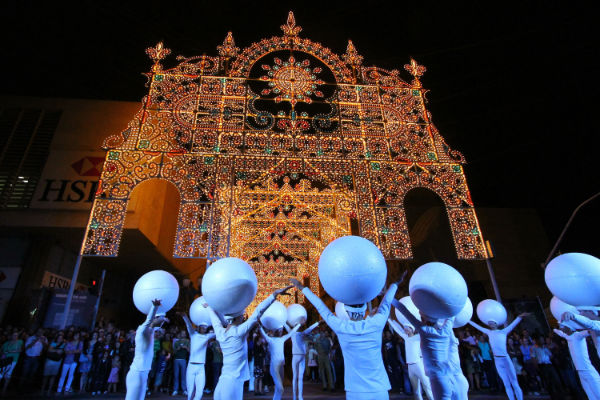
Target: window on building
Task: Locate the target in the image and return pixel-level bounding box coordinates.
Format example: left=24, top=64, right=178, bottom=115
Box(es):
left=0, top=107, right=62, bottom=208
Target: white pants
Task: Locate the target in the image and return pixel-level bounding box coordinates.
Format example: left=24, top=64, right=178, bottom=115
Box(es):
left=493, top=356, right=523, bottom=400
left=346, top=391, right=389, bottom=400
left=408, top=361, right=433, bottom=400
left=451, top=373, right=469, bottom=400
left=57, top=361, right=77, bottom=392
left=270, top=359, right=285, bottom=400
left=578, top=369, right=600, bottom=400
left=292, top=354, right=306, bottom=400
left=428, top=374, right=453, bottom=400
left=213, top=375, right=243, bottom=400
left=248, top=359, right=255, bottom=391
left=125, top=368, right=149, bottom=400
left=186, top=363, right=205, bottom=400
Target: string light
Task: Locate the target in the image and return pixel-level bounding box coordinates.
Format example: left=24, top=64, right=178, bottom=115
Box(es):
left=83, top=11, right=488, bottom=308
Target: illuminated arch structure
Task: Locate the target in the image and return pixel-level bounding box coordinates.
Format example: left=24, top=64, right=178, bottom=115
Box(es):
left=84, top=12, right=488, bottom=308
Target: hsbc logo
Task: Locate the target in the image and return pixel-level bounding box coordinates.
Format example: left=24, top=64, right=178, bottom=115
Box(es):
left=37, top=155, right=104, bottom=204
left=70, top=156, right=105, bottom=177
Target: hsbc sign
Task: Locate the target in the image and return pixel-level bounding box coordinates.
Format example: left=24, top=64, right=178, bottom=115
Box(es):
left=31, top=150, right=106, bottom=210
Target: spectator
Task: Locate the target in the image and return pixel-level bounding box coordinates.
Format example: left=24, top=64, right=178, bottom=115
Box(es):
left=57, top=331, right=82, bottom=393
left=253, top=336, right=267, bottom=395
left=314, top=329, right=334, bottom=391
left=210, top=339, right=222, bottom=393
left=0, top=331, right=23, bottom=394
left=172, top=330, right=189, bottom=395
left=107, top=354, right=121, bottom=393
left=477, top=334, right=498, bottom=391
left=78, top=340, right=93, bottom=393
left=307, top=343, right=318, bottom=382
left=19, top=328, right=47, bottom=388
left=40, top=332, right=65, bottom=395
left=90, top=350, right=111, bottom=395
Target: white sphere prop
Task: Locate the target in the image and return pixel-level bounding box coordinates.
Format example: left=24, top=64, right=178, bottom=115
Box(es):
left=453, top=298, right=473, bottom=328
left=550, top=296, right=580, bottom=330
left=201, top=257, right=257, bottom=315
left=409, top=262, right=468, bottom=319
left=261, top=301, right=287, bottom=330
left=133, top=270, right=180, bottom=315
left=318, top=236, right=387, bottom=305
left=189, top=296, right=212, bottom=327
left=476, top=299, right=507, bottom=326
left=335, top=302, right=350, bottom=320
left=394, top=296, right=420, bottom=328
left=287, top=304, right=307, bottom=326
left=545, top=253, right=600, bottom=307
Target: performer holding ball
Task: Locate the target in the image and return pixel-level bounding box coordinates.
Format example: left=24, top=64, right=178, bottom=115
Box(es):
left=258, top=322, right=300, bottom=400
left=125, top=299, right=169, bottom=400
left=468, top=300, right=528, bottom=400
left=204, top=285, right=292, bottom=400
left=284, top=306, right=320, bottom=400
left=179, top=297, right=215, bottom=400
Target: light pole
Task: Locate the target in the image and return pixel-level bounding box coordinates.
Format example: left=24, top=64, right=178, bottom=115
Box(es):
left=541, top=191, right=600, bottom=269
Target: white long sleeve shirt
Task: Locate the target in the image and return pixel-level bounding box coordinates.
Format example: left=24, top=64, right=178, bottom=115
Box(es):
left=448, top=328, right=462, bottom=374
left=388, top=319, right=422, bottom=364
left=394, top=299, right=453, bottom=377
left=302, top=283, right=398, bottom=393
left=208, top=294, right=275, bottom=380
left=131, top=304, right=158, bottom=372
left=260, top=324, right=299, bottom=362
left=183, top=316, right=216, bottom=364
left=573, top=314, right=600, bottom=332
left=554, top=329, right=593, bottom=371
left=287, top=322, right=319, bottom=355
left=468, top=317, right=522, bottom=357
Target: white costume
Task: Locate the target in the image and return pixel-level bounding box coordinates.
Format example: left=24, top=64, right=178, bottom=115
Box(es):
left=448, top=327, right=469, bottom=400
left=388, top=319, right=433, bottom=400
left=468, top=318, right=523, bottom=400
left=395, top=300, right=453, bottom=400
left=572, top=314, right=600, bottom=358
left=285, top=322, right=319, bottom=400
left=208, top=295, right=275, bottom=400
left=259, top=324, right=300, bottom=400
left=302, top=283, right=398, bottom=400
left=126, top=304, right=158, bottom=400
left=183, top=316, right=215, bottom=400
left=554, top=329, right=600, bottom=400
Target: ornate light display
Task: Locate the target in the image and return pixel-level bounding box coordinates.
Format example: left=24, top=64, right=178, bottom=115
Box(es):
left=84, top=12, right=488, bottom=308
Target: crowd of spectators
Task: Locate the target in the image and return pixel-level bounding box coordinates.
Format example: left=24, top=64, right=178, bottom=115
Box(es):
left=1, top=311, right=599, bottom=398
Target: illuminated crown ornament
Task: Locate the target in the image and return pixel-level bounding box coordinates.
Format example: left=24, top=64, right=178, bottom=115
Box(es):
left=281, top=11, right=302, bottom=37
left=145, top=42, right=171, bottom=71
left=404, top=58, right=426, bottom=86
left=218, top=31, right=240, bottom=58
left=343, top=40, right=363, bottom=67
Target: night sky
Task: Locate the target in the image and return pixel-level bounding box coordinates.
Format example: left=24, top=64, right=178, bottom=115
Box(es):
left=2, top=1, right=597, bottom=256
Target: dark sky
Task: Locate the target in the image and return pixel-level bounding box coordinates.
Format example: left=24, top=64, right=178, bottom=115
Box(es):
left=2, top=1, right=597, bottom=255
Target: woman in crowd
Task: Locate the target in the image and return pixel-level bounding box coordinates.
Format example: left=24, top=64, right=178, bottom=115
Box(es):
left=57, top=331, right=83, bottom=394
left=40, top=332, right=65, bottom=396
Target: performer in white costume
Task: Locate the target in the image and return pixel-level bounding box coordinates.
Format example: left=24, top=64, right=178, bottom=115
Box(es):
left=284, top=321, right=320, bottom=400
left=291, top=276, right=403, bottom=400
left=554, top=326, right=600, bottom=400
left=180, top=313, right=215, bottom=400
left=447, top=324, right=469, bottom=400
left=388, top=319, right=433, bottom=400
left=126, top=299, right=168, bottom=400
left=394, top=301, right=454, bottom=400
left=259, top=323, right=300, bottom=400
left=468, top=313, right=528, bottom=400
left=205, top=286, right=291, bottom=400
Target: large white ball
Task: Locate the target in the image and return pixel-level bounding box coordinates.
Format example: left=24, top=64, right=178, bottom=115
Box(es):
left=287, top=304, right=307, bottom=326
left=335, top=302, right=350, bottom=320
left=133, top=270, right=179, bottom=314
left=409, top=262, right=467, bottom=319
left=261, top=301, right=287, bottom=330
left=545, top=253, right=600, bottom=307
left=550, top=296, right=580, bottom=330
left=189, top=296, right=212, bottom=327
left=476, top=299, right=507, bottom=326
left=201, top=257, right=257, bottom=315
left=394, top=296, right=420, bottom=328
left=453, top=298, right=473, bottom=328
left=318, top=236, right=387, bottom=305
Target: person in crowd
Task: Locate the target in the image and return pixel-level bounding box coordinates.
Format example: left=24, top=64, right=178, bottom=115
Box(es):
left=534, top=337, right=562, bottom=399
left=307, top=343, right=319, bottom=382
left=180, top=311, right=216, bottom=400
left=91, top=350, right=112, bottom=395
left=78, top=340, right=93, bottom=393
left=313, top=326, right=335, bottom=391
left=259, top=322, right=300, bottom=400
left=204, top=286, right=291, bottom=400
left=292, top=274, right=403, bottom=400
left=209, top=339, right=223, bottom=392
left=41, top=332, right=65, bottom=395
left=172, top=329, right=190, bottom=396
left=0, top=331, right=23, bottom=394
left=464, top=345, right=483, bottom=392
left=253, top=336, right=267, bottom=396
left=382, top=329, right=404, bottom=394
left=475, top=334, right=498, bottom=392
left=120, top=330, right=136, bottom=379
left=151, top=349, right=169, bottom=395
left=107, top=354, right=121, bottom=393
left=125, top=299, right=168, bottom=400
left=19, top=328, right=47, bottom=388
left=331, top=337, right=345, bottom=391
left=57, top=331, right=83, bottom=394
